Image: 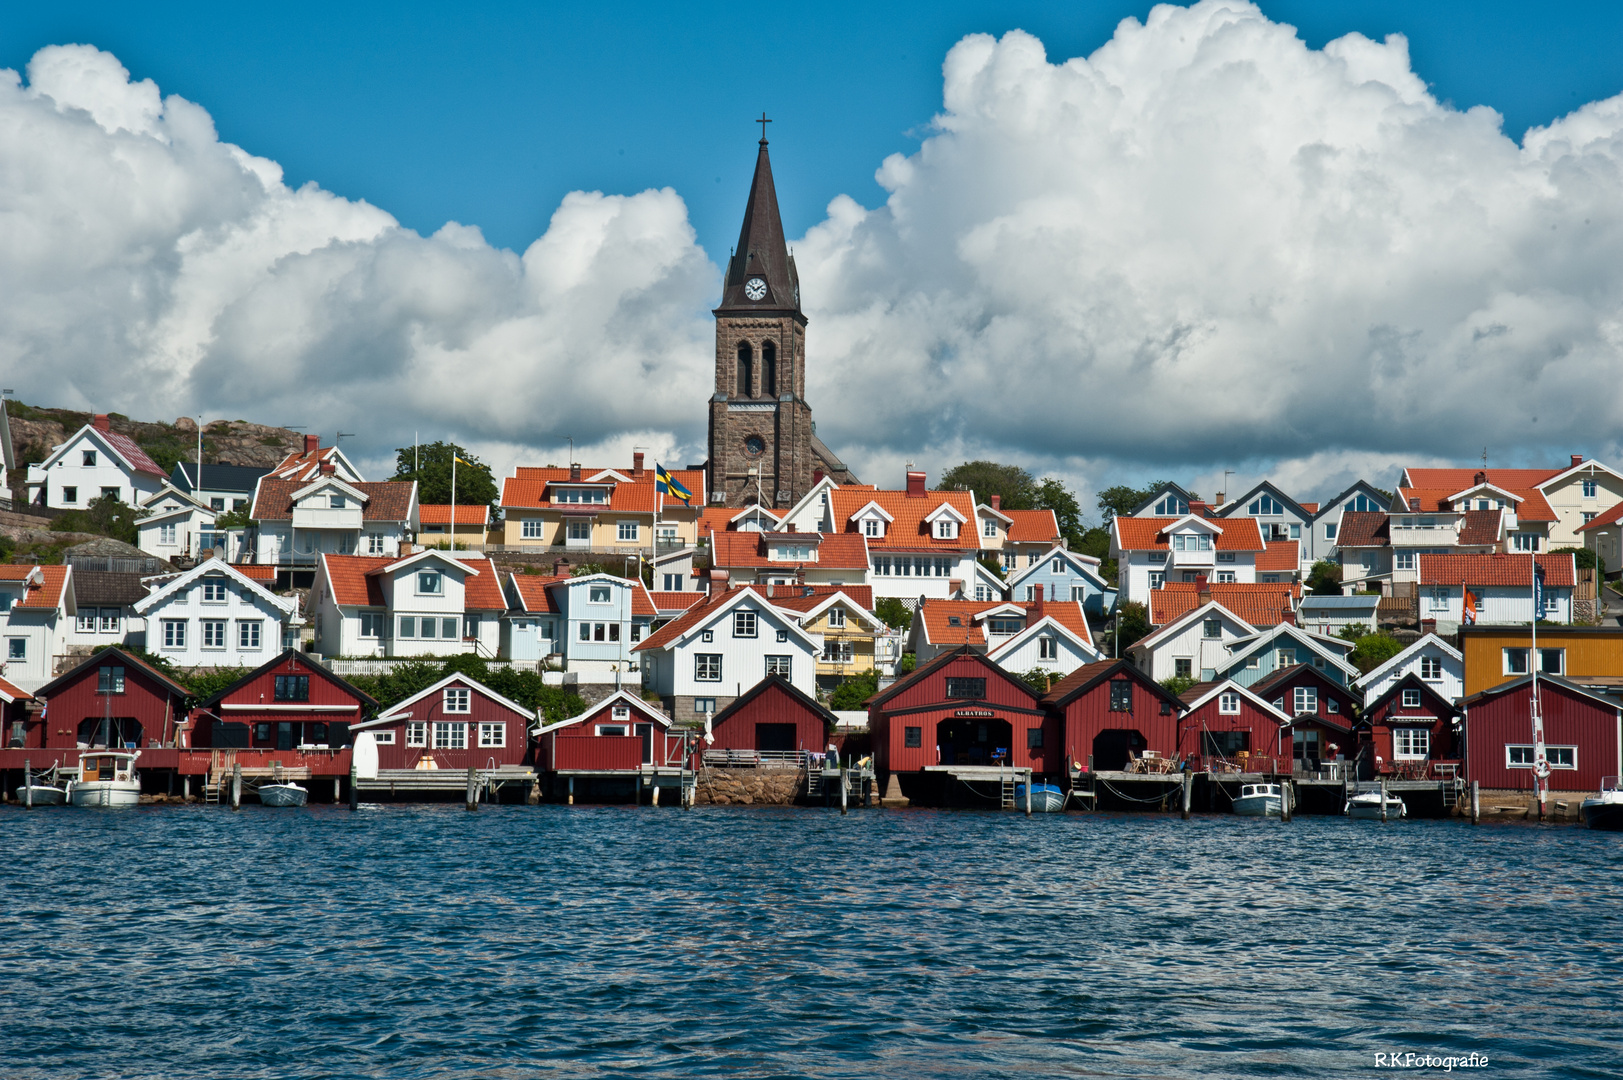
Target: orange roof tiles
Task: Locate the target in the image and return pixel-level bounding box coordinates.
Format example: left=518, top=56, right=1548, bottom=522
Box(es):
left=1148, top=583, right=1298, bottom=627
left=0, top=565, right=72, bottom=610
left=1004, top=509, right=1061, bottom=544
left=269, top=445, right=350, bottom=482
left=251, top=479, right=415, bottom=522
left=1577, top=499, right=1623, bottom=532
left=1457, top=509, right=1504, bottom=547
left=827, top=487, right=980, bottom=552
left=1114, top=516, right=1265, bottom=552
left=233, top=564, right=277, bottom=582
left=916, top=598, right=1091, bottom=648
left=634, top=588, right=739, bottom=651
left=0, top=675, right=32, bottom=701
left=419, top=504, right=489, bottom=526
left=1336, top=512, right=1389, bottom=548
left=321, top=553, right=505, bottom=609
left=1418, top=553, right=1575, bottom=588
left=1299, top=503, right=1320, bottom=514
left=650, top=590, right=707, bottom=614
left=707, top=530, right=870, bottom=570
left=509, top=573, right=568, bottom=614
left=762, top=584, right=875, bottom=611
left=1256, top=540, right=1299, bottom=573
left=1396, top=468, right=1560, bottom=522
left=501, top=467, right=706, bottom=514
left=696, top=505, right=780, bottom=535
left=1027, top=600, right=1093, bottom=646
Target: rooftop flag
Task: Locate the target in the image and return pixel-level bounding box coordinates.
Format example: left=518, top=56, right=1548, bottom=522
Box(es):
left=656, top=464, right=693, bottom=505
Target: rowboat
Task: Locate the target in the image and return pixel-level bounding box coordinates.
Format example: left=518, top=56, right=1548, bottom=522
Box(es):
left=1013, top=782, right=1066, bottom=812
left=257, top=782, right=309, bottom=807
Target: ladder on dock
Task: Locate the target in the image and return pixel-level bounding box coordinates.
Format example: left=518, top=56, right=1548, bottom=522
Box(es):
left=204, top=776, right=222, bottom=804
left=1000, top=772, right=1016, bottom=809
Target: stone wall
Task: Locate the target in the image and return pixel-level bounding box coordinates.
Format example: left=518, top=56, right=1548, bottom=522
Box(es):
left=693, top=766, right=804, bottom=806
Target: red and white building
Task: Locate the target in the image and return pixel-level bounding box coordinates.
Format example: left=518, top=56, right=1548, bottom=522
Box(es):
left=1464, top=675, right=1622, bottom=793
left=352, top=672, right=533, bottom=771
left=828, top=471, right=1002, bottom=603
left=1111, top=515, right=1266, bottom=606
left=1417, top=553, right=1575, bottom=633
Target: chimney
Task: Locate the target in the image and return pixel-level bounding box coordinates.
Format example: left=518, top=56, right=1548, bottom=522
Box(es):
left=787, top=523, right=796, bottom=533
left=1196, top=573, right=1211, bottom=606
left=304, top=434, right=320, bottom=455
left=1214, top=491, right=1225, bottom=506
left=905, top=470, right=927, bottom=498
left=1030, top=588, right=1045, bottom=621
left=708, top=569, right=730, bottom=596
left=553, top=557, right=570, bottom=577
left=91, top=413, right=112, bottom=434
left=320, top=459, right=335, bottom=475
left=1572, top=454, right=1585, bottom=468
left=633, top=452, right=645, bottom=477
left=1473, top=470, right=1486, bottom=485
left=570, top=463, right=581, bottom=482
left=990, top=494, right=1001, bottom=511
left=949, top=578, right=962, bottom=596
left=1421, top=618, right=1437, bottom=635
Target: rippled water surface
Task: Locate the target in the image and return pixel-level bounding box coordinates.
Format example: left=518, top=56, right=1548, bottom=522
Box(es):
left=2, top=805, right=1619, bottom=1078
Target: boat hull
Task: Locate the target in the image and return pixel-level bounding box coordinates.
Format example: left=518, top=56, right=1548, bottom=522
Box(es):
left=1580, top=798, right=1623, bottom=831
left=258, top=783, right=309, bottom=807
left=1233, top=795, right=1281, bottom=817
left=1014, top=783, right=1066, bottom=812
left=14, top=785, right=66, bottom=806
left=68, top=781, right=141, bottom=808
left=1346, top=795, right=1406, bottom=820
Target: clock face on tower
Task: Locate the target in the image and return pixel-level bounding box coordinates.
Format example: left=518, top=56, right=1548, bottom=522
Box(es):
left=744, top=277, right=767, bottom=301
left=744, top=435, right=766, bottom=457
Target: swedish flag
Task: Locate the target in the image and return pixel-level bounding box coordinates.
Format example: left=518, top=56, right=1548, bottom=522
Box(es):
left=656, top=464, right=694, bottom=505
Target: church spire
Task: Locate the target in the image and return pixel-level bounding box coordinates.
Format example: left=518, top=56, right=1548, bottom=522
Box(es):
left=717, top=134, right=800, bottom=315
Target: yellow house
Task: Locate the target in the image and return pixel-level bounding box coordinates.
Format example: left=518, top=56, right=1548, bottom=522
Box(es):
left=1460, top=625, right=1623, bottom=698
left=418, top=504, right=489, bottom=549
left=499, top=456, right=705, bottom=554
left=769, top=586, right=886, bottom=690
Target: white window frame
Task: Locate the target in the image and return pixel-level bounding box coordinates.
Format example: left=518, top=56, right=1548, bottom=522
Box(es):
left=238, top=620, right=262, bottom=650
left=162, top=620, right=187, bottom=650
left=1293, top=686, right=1317, bottom=714
left=1428, top=587, right=1450, bottom=612
left=444, top=688, right=471, bottom=714
left=765, top=655, right=792, bottom=677
left=478, top=722, right=506, bottom=748
left=417, top=570, right=443, bottom=596
left=695, top=653, right=722, bottom=681
left=1503, top=648, right=1530, bottom=675
left=1215, top=571, right=1236, bottom=584
left=521, top=518, right=544, bottom=539
left=617, top=520, right=639, bottom=542
left=202, top=579, right=228, bottom=603
left=827, top=607, right=846, bottom=629
left=1218, top=692, right=1240, bottom=715
left=368, top=532, right=386, bottom=554
left=1507, top=744, right=1577, bottom=770
left=1401, top=689, right=1421, bottom=708
left=733, top=610, right=758, bottom=638
left=159, top=522, right=177, bottom=546
left=863, top=518, right=882, bottom=538
left=406, top=721, right=427, bottom=747
left=1583, top=478, right=1598, bottom=498
left=567, top=520, right=591, bottom=541
left=374, top=731, right=396, bottom=745
left=1392, top=727, right=1430, bottom=760
left=1038, top=636, right=1058, bottom=660
left=432, top=722, right=467, bottom=750
left=200, top=619, right=227, bottom=650
left=1420, top=656, right=1442, bottom=681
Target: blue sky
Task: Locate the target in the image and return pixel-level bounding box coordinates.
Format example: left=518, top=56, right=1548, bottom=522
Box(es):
left=6, top=1, right=1621, bottom=263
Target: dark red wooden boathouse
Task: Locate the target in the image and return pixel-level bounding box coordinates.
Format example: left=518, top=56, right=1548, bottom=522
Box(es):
left=1464, top=675, right=1622, bottom=792
left=707, top=674, right=838, bottom=759
left=351, top=672, right=532, bottom=771
left=1042, top=659, right=1186, bottom=772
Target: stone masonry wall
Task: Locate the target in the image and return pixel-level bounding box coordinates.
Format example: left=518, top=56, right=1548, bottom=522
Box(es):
left=694, top=766, right=804, bottom=806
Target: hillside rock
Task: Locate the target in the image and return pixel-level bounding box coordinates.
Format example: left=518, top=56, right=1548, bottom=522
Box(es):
left=5, top=403, right=302, bottom=480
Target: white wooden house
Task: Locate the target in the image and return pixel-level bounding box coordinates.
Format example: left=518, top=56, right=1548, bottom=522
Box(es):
left=133, top=560, right=298, bottom=668
left=25, top=415, right=166, bottom=509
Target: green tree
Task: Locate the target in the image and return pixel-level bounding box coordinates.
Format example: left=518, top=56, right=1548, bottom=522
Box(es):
left=829, top=670, right=879, bottom=710
left=875, top=597, right=912, bottom=632
left=1306, top=560, right=1343, bottom=596
left=1018, top=667, right=1063, bottom=694
left=1552, top=546, right=1598, bottom=571
left=183, top=667, right=252, bottom=701
left=1096, top=481, right=1173, bottom=522
left=940, top=461, right=1037, bottom=508
left=51, top=495, right=142, bottom=545
left=1159, top=673, right=1196, bottom=698
left=978, top=555, right=1006, bottom=581
left=392, top=441, right=499, bottom=513
left=1076, top=525, right=1114, bottom=584
left=1103, top=601, right=1150, bottom=655
left=1345, top=631, right=1405, bottom=674
left=1033, top=477, right=1085, bottom=546
left=212, top=507, right=255, bottom=530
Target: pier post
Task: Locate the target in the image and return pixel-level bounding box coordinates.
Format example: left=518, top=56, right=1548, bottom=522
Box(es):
left=567, top=776, right=574, bottom=806
left=333, top=777, right=340, bottom=803
left=231, top=763, right=242, bottom=810
left=1470, top=780, right=1480, bottom=825
left=348, top=764, right=358, bottom=811
left=651, top=778, right=660, bottom=807
left=1379, top=778, right=1388, bottom=823
left=529, top=779, right=540, bottom=805
left=23, top=759, right=31, bottom=809
left=1280, top=779, right=1292, bottom=822
left=840, top=767, right=848, bottom=815
left=184, top=775, right=191, bottom=801
left=1025, top=772, right=1032, bottom=816
left=1181, top=771, right=1192, bottom=820
left=466, top=767, right=478, bottom=811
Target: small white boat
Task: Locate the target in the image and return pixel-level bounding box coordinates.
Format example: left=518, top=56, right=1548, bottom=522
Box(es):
left=1014, top=782, right=1067, bottom=812
left=14, top=782, right=67, bottom=806
left=1346, top=789, right=1407, bottom=820
left=1233, top=782, right=1289, bottom=817
left=1580, top=778, right=1623, bottom=831
left=257, top=782, right=309, bottom=807
left=67, top=751, right=142, bottom=808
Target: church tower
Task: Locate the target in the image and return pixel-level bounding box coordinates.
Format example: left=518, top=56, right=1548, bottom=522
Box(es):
left=708, top=133, right=853, bottom=508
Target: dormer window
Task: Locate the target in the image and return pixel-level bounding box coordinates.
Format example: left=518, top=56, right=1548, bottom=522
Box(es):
left=1154, top=495, right=1188, bottom=515
left=988, top=618, right=1022, bottom=635
left=330, top=495, right=345, bottom=509
left=588, top=585, right=611, bottom=603
left=947, top=616, right=963, bottom=627
left=1171, top=533, right=1213, bottom=551
left=1249, top=495, right=1283, bottom=515
left=863, top=518, right=882, bottom=538
left=935, top=520, right=957, bottom=540
left=773, top=545, right=815, bottom=561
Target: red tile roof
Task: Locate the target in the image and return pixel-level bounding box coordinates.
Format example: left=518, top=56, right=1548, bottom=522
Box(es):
left=1299, top=503, right=1320, bottom=514
left=269, top=446, right=350, bottom=482
left=321, top=553, right=506, bottom=609
left=650, top=590, right=707, bottom=614
left=1148, top=583, right=1298, bottom=627
left=1027, top=600, right=1093, bottom=647
left=233, top=564, right=277, bottom=582
left=419, top=504, right=489, bottom=526
left=1336, top=512, right=1389, bottom=548
left=98, top=429, right=165, bottom=478
left=1577, top=499, right=1623, bottom=532
left=1418, top=553, right=1575, bottom=588
left=1004, top=509, right=1061, bottom=544
left=251, top=479, right=416, bottom=522
left=1256, top=540, right=1299, bottom=573
left=1396, top=468, right=1559, bottom=522
left=502, top=467, right=707, bottom=514
left=828, top=487, right=980, bottom=552
left=0, top=565, right=72, bottom=609
left=696, top=505, right=780, bottom=535
left=633, top=588, right=739, bottom=651
left=0, top=675, right=32, bottom=701
left=1457, top=509, right=1504, bottom=547
left=1114, top=516, right=1265, bottom=552
left=916, top=598, right=1091, bottom=648
left=762, top=584, right=875, bottom=611
left=509, top=573, right=568, bottom=614
left=707, top=530, right=870, bottom=570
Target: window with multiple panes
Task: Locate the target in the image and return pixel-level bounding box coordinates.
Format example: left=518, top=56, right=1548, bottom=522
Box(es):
left=1175, top=658, right=1193, bottom=678
left=432, top=722, right=467, bottom=749
left=417, top=571, right=443, bottom=595
left=274, top=675, right=310, bottom=701
left=444, top=688, right=471, bottom=713
left=1420, top=656, right=1442, bottom=680
left=162, top=620, right=186, bottom=649
left=904, top=726, right=922, bottom=748
left=765, top=655, right=792, bottom=677
left=695, top=654, right=722, bottom=681
left=521, top=518, right=544, bottom=538
left=97, top=665, right=126, bottom=693
left=822, top=640, right=854, bottom=663
left=1216, top=571, right=1236, bottom=583
left=238, top=621, right=262, bottom=650
left=1504, top=648, right=1529, bottom=674
left=158, top=523, right=177, bottom=545
left=406, top=722, right=427, bottom=747
left=478, top=722, right=505, bottom=748
left=984, top=519, right=997, bottom=537
left=1109, top=680, right=1133, bottom=712
left=1218, top=692, right=1240, bottom=715
left=827, top=607, right=846, bottom=629
left=1392, top=728, right=1429, bottom=759
left=1038, top=636, right=1058, bottom=660
left=374, top=731, right=396, bottom=744
left=863, top=518, right=882, bottom=537
left=200, top=620, right=226, bottom=648
left=1583, top=478, right=1598, bottom=498
left=1293, top=686, right=1318, bottom=714
left=617, top=521, right=639, bottom=542
left=945, top=677, right=986, bottom=700
left=202, top=579, right=227, bottom=602
left=1401, top=689, right=1421, bottom=708
left=733, top=610, right=757, bottom=637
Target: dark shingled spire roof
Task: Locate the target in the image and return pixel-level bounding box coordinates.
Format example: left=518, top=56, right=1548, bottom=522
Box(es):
left=716, top=139, right=802, bottom=316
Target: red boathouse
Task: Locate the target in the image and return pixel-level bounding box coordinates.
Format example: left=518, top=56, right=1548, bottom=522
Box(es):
left=191, top=650, right=374, bottom=751
left=32, top=647, right=191, bottom=753
left=1464, top=675, right=1622, bottom=792
left=352, top=672, right=533, bottom=771
left=1043, top=659, right=1187, bottom=772
left=1175, top=679, right=1292, bottom=770
left=1361, top=673, right=1462, bottom=780
left=707, top=674, right=838, bottom=762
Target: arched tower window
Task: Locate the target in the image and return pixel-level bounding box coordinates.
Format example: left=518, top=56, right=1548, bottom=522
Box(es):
left=736, top=342, right=753, bottom=397
left=761, top=340, right=777, bottom=398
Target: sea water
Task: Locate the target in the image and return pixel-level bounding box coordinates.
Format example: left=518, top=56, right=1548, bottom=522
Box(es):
left=1, top=805, right=1618, bottom=1078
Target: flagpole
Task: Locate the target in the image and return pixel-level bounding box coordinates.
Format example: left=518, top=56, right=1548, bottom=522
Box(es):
left=450, top=446, right=458, bottom=553
left=1530, top=548, right=1547, bottom=816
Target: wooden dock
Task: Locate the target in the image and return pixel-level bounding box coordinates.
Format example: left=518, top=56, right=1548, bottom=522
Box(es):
left=356, top=766, right=538, bottom=802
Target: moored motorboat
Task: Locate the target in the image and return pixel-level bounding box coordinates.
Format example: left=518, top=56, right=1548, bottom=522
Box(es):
left=1233, top=782, right=1288, bottom=817
left=67, top=750, right=142, bottom=807
left=257, top=782, right=309, bottom=807
left=14, top=781, right=67, bottom=806
left=1345, top=789, right=1407, bottom=820
left=1013, top=782, right=1066, bottom=812
left=1580, top=778, right=1623, bottom=831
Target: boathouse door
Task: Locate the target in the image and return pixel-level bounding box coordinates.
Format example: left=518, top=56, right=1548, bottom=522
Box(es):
left=755, top=724, right=796, bottom=754
left=636, top=723, right=654, bottom=764
left=936, top=717, right=1012, bottom=766
left=1092, top=729, right=1145, bottom=771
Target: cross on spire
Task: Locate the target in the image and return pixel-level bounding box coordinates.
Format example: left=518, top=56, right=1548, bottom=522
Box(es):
left=756, top=112, right=772, bottom=142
